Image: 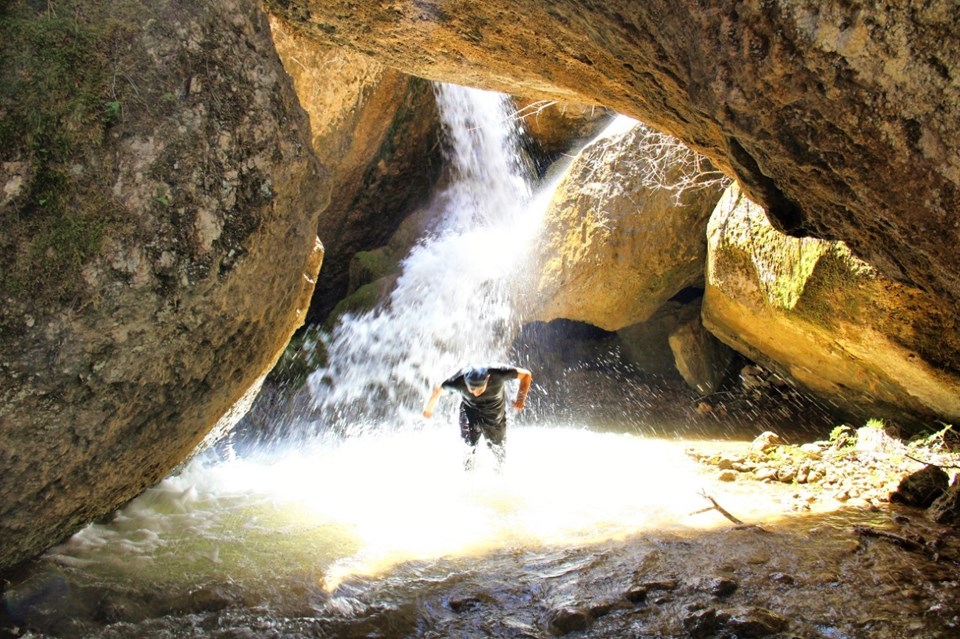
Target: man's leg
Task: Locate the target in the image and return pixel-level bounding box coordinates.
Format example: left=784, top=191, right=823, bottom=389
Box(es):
left=460, top=406, right=480, bottom=471
left=481, top=421, right=507, bottom=471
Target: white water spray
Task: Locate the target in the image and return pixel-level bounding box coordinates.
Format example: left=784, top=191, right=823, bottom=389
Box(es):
left=307, top=83, right=544, bottom=433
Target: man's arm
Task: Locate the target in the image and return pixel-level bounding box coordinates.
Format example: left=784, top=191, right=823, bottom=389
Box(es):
left=512, top=367, right=532, bottom=410
left=423, top=386, right=444, bottom=418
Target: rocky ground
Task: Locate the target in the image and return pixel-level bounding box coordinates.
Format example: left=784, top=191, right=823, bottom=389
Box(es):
left=685, top=422, right=960, bottom=524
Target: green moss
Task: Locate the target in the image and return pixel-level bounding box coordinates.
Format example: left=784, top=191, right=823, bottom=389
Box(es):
left=791, top=245, right=867, bottom=328
left=0, top=1, right=131, bottom=304
left=349, top=248, right=397, bottom=290
left=324, top=278, right=392, bottom=330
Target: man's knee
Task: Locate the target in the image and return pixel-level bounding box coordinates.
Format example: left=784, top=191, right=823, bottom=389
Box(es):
left=460, top=418, right=481, bottom=445
left=482, top=422, right=507, bottom=446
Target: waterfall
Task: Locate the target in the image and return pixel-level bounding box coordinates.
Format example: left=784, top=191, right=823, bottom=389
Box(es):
left=306, top=83, right=540, bottom=434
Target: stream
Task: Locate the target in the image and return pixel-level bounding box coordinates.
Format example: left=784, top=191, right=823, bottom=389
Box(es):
left=3, top=424, right=959, bottom=638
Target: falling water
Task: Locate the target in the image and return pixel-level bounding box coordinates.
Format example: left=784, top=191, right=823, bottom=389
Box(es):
left=306, top=83, right=541, bottom=434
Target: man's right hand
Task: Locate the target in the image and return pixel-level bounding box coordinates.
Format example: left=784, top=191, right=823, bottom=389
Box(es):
left=422, top=409, right=433, bottom=418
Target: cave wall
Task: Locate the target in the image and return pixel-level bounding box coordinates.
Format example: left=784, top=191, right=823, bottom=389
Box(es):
left=265, top=0, right=960, bottom=336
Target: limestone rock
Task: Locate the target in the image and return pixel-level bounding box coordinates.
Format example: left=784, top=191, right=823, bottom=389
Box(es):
left=669, top=313, right=736, bottom=395
left=269, top=17, right=443, bottom=323
left=0, top=0, right=325, bottom=571
left=703, top=183, right=960, bottom=430
left=264, top=0, right=960, bottom=327
left=528, top=118, right=726, bottom=331
left=617, top=301, right=700, bottom=377
left=512, top=98, right=614, bottom=156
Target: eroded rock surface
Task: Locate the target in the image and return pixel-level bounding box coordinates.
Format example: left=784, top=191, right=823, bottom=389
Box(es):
left=0, top=0, right=325, bottom=571
left=703, top=183, right=960, bottom=428
left=527, top=119, right=725, bottom=331
left=265, top=0, right=960, bottom=321
left=269, top=18, right=443, bottom=323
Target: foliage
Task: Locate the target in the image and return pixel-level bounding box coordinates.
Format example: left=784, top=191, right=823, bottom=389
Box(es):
left=908, top=422, right=958, bottom=454
left=828, top=423, right=856, bottom=449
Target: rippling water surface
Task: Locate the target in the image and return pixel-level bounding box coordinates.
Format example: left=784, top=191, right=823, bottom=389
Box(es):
left=7, top=423, right=959, bottom=639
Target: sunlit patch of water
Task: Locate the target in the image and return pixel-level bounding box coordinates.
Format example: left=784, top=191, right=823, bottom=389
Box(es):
left=43, top=425, right=841, bottom=601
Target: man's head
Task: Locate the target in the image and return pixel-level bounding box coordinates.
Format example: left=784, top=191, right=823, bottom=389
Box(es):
left=464, top=367, right=490, bottom=396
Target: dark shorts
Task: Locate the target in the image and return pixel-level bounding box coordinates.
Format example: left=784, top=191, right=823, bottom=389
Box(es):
left=459, top=405, right=506, bottom=447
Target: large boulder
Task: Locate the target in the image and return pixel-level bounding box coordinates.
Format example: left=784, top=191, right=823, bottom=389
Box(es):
left=0, top=0, right=325, bottom=571
left=617, top=300, right=701, bottom=378
left=527, top=118, right=726, bottom=331
left=269, top=17, right=444, bottom=323
left=265, top=0, right=960, bottom=329
left=703, top=183, right=960, bottom=428
left=669, top=313, right=737, bottom=395
left=512, top=98, right=614, bottom=157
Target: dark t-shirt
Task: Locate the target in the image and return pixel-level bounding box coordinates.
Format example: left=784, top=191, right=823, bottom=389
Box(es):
left=442, top=366, right=520, bottom=427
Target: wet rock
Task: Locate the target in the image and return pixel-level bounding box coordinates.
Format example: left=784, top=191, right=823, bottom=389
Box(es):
left=449, top=595, right=486, bottom=612
left=587, top=599, right=620, bottom=618
left=623, top=578, right=677, bottom=604
left=751, top=432, right=783, bottom=453
left=682, top=607, right=727, bottom=639
left=770, top=572, right=795, bottom=585
left=725, top=606, right=790, bottom=637
left=623, top=586, right=648, bottom=603
left=696, top=576, right=739, bottom=598
left=890, top=465, right=949, bottom=508
left=929, top=475, right=960, bottom=526
left=544, top=605, right=592, bottom=635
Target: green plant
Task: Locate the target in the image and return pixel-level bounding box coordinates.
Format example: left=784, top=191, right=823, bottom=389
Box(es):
left=154, top=187, right=171, bottom=207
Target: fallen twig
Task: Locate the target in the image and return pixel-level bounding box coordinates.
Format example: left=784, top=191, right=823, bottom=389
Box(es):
left=903, top=453, right=960, bottom=470
left=695, top=490, right=769, bottom=532
left=697, top=491, right=744, bottom=524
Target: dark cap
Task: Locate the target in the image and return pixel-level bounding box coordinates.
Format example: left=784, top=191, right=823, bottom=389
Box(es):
left=464, top=367, right=490, bottom=391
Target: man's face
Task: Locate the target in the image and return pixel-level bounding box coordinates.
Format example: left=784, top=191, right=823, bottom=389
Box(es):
left=467, top=381, right=487, bottom=396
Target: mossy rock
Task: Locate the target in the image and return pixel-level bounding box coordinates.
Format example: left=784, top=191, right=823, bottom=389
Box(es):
left=348, top=247, right=401, bottom=293
left=0, top=2, right=134, bottom=309
left=325, top=275, right=397, bottom=330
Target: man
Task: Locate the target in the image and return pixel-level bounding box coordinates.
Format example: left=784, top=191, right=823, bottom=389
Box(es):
left=422, top=364, right=533, bottom=470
